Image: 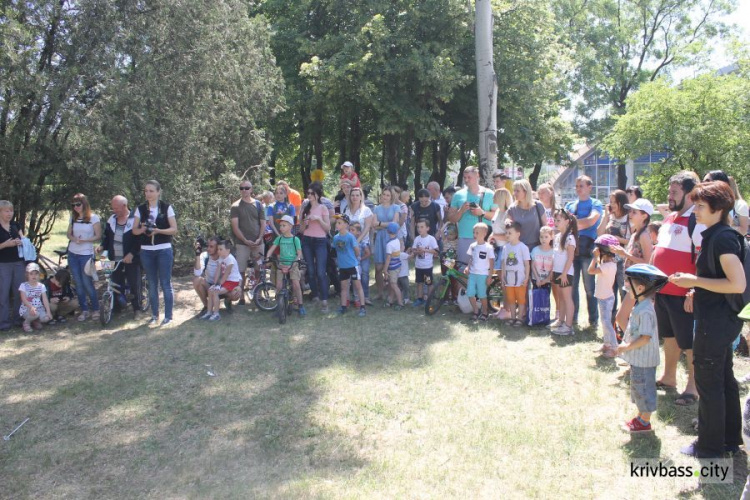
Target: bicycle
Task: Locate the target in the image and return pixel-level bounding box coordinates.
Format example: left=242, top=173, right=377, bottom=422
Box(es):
left=244, top=257, right=269, bottom=305
left=255, top=258, right=305, bottom=324
left=99, top=259, right=150, bottom=325
left=424, top=254, right=503, bottom=316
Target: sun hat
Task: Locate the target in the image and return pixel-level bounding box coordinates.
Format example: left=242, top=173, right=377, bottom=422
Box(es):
left=624, top=198, right=654, bottom=216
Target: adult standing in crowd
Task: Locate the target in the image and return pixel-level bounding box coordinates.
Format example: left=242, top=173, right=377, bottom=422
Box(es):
left=536, top=182, right=557, bottom=229
left=427, top=181, right=447, bottom=219
left=336, top=179, right=353, bottom=214
left=277, top=180, right=302, bottom=215
left=409, top=188, right=442, bottom=241
left=626, top=186, right=642, bottom=204
left=670, top=181, right=746, bottom=458
left=651, top=171, right=702, bottom=406
left=507, top=179, right=545, bottom=249
left=703, top=170, right=749, bottom=237
left=0, top=200, right=25, bottom=331
left=492, top=170, right=512, bottom=192
left=133, top=180, right=177, bottom=326
left=67, top=193, right=101, bottom=322
left=301, top=182, right=331, bottom=312
left=231, top=180, right=265, bottom=304
left=344, top=187, right=374, bottom=303
left=372, top=186, right=401, bottom=300
left=98, top=195, right=142, bottom=317
left=448, top=166, right=495, bottom=261
left=565, top=175, right=603, bottom=326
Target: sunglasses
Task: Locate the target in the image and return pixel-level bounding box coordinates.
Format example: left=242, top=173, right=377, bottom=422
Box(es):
left=239, top=186, right=252, bottom=191
left=307, top=191, right=315, bottom=195
left=72, top=202, right=82, bottom=207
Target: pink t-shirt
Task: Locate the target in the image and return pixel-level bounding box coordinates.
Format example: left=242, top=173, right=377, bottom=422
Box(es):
left=302, top=204, right=328, bottom=238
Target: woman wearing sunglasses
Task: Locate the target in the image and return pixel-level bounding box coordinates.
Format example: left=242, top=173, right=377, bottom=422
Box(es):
left=67, top=193, right=102, bottom=321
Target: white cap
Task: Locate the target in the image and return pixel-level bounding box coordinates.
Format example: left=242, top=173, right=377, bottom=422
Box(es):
left=624, top=198, right=654, bottom=216
left=280, top=215, right=295, bottom=225
left=342, top=161, right=354, bottom=168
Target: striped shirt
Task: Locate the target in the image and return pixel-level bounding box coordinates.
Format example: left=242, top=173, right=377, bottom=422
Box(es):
left=652, top=205, right=705, bottom=296
left=620, top=299, right=660, bottom=368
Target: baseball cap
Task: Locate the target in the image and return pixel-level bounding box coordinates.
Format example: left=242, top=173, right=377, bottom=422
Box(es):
left=387, top=222, right=399, bottom=234
left=280, top=215, right=295, bottom=225
left=336, top=214, right=351, bottom=225
left=26, top=262, right=40, bottom=273
left=342, top=161, right=354, bottom=168
left=624, top=198, right=654, bottom=216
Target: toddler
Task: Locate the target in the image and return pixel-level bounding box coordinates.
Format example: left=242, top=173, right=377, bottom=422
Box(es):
left=500, top=221, right=530, bottom=326
left=466, top=222, right=494, bottom=321
left=340, top=161, right=361, bottom=188
left=647, top=221, right=661, bottom=247
left=19, top=263, right=52, bottom=332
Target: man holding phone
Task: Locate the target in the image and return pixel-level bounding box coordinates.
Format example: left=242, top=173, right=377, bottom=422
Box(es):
left=448, top=166, right=495, bottom=263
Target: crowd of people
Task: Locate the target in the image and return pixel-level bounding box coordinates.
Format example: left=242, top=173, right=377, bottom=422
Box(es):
left=1, top=162, right=749, bottom=461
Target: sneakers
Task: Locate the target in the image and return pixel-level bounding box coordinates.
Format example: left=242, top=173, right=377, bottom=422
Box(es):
left=90, top=311, right=100, bottom=321
left=321, top=304, right=329, bottom=314
left=358, top=307, right=366, bottom=317
left=337, top=306, right=347, bottom=315
left=298, top=306, right=307, bottom=317
left=207, top=314, right=220, bottom=322
left=624, top=417, right=652, bottom=433
left=147, top=316, right=159, bottom=326
left=161, top=318, right=173, bottom=326
left=547, top=319, right=562, bottom=330
left=403, top=298, right=411, bottom=305
left=55, top=315, right=67, bottom=324
left=551, top=324, right=573, bottom=335
left=412, top=298, right=425, bottom=307
left=77, top=311, right=90, bottom=322
left=200, top=312, right=213, bottom=320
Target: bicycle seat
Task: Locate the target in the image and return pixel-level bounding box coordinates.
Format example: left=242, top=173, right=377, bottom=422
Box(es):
left=54, top=250, right=68, bottom=257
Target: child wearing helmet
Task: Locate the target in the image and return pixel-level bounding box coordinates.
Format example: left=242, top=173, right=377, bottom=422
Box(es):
left=617, top=264, right=669, bottom=433
left=588, top=235, right=620, bottom=357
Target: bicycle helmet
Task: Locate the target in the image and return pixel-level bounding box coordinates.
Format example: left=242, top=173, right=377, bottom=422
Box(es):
left=595, top=234, right=619, bottom=254
left=624, top=264, right=669, bottom=300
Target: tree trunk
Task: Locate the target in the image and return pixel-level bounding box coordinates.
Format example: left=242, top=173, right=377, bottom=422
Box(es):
left=439, top=139, right=451, bottom=189
left=617, top=163, right=627, bottom=190
left=401, top=127, right=414, bottom=188
left=338, top=114, right=347, bottom=169
left=413, top=139, right=425, bottom=191
left=529, top=162, right=543, bottom=190
left=385, top=134, right=399, bottom=186
left=457, top=140, right=468, bottom=187
left=475, top=0, right=498, bottom=187
left=380, top=140, right=386, bottom=188
left=349, top=114, right=361, bottom=171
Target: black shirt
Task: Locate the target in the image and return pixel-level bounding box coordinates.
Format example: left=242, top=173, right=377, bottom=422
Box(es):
left=0, top=222, right=23, bottom=263
left=694, top=222, right=743, bottom=322
left=411, top=201, right=441, bottom=236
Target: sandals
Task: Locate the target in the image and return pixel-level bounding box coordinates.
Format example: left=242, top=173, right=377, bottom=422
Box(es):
left=675, top=392, right=698, bottom=406
left=22, top=322, right=33, bottom=333
left=471, top=313, right=480, bottom=322
left=655, top=381, right=677, bottom=391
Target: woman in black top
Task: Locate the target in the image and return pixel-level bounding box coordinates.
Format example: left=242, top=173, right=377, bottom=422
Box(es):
left=0, top=200, right=26, bottom=331
left=670, top=181, right=746, bottom=458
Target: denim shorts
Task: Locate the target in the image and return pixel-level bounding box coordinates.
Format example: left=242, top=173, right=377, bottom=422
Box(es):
left=467, top=273, right=488, bottom=299
left=630, top=365, right=657, bottom=413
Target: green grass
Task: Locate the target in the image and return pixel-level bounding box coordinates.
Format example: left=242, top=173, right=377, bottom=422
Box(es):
left=1, top=280, right=748, bottom=498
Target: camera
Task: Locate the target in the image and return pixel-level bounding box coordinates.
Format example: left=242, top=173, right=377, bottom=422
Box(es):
left=195, top=237, right=207, bottom=256
left=469, top=202, right=478, bottom=209
left=143, top=221, right=157, bottom=236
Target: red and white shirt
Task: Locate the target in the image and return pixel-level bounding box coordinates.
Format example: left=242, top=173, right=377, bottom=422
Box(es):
left=652, top=206, right=705, bottom=296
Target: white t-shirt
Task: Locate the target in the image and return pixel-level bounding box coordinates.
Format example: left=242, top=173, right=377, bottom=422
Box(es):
left=386, top=238, right=402, bottom=270
left=194, top=252, right=220, bottom=285
left=68, top=214, right=100, bottom=256
left=553, top=233, right=576, bottom=275
left=399, top=252, right=410, bottom=278
left=732, top=199, right=749, bottom=232
left=137, top=204, right=176, bottom=251
left=344, top=205, right=373, bottom=244
left=19, top=282, right=46, bottom=316
left=501, top=242, right=530, bottom=287
left=467, top=241, right=494, bottom=276
left=412, top=234, right=439, bottom=269
left=398, top=203, right=408, bottom=239
left=594, top=260, right=617, bottom=300
left=218, top=254, right=242, bottom=283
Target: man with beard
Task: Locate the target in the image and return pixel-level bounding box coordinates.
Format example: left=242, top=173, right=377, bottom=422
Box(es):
left=651, top=171, right=704, bottom=406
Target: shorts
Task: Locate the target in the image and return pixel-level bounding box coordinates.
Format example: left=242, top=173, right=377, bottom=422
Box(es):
left=504, top=285, right=527, bottom=305
left=222, top=281, right=240, bottom=292
left=467, top=273, right=488, bottom=299
left=277, top=263, right=301, bottom=281
left=235, top=243, right=264, bottom=272
left=339, top=267, right=360, bottom=281
left=415, top=267, right=433, bottom=285
left=655, top=293, right=694, bottom=350
left=630, top=365, right=657, bottom=413
left=552, top=272, right=572, bottom=288
left=388, top=268, right=400, bottom=284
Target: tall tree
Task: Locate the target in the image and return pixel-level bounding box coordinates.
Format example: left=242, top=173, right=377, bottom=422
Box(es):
left=475, top=0, right=498, bottom=186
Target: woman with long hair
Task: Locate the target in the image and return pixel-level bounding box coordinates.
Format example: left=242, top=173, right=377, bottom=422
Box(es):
left=301, top=182, right=331, bottom=312
left=133, top=180, right=178, bottom=326
left=67, top=193, right=102, bottom=321
left=507, top=179, right=545, bottom=249
left=344, top=187, right=374, bottom=303
left=372, top=186, right=400, bottom=300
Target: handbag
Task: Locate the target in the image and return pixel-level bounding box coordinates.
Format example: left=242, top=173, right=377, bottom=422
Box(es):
left=527, top=284, right=551, bottom=326
left=84, top=257, right=99, bottom=282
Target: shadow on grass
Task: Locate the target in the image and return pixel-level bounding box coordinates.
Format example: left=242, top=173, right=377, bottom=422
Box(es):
left=0, top=278, right=464, bottom=497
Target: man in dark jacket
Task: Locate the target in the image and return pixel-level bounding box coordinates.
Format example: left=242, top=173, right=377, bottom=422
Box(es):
left=98, top=195, right=142, bottom=317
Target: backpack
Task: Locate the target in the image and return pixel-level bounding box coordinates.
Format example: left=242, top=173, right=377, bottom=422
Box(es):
left=704, top=225, right=750, bottom=313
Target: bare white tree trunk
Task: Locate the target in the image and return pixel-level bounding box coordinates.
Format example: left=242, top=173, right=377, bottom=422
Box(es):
left=475, top=0, right=498, bottom=186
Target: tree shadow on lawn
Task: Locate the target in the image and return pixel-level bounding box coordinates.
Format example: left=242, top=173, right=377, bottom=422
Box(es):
left=0, top=278, right=463, bottom=498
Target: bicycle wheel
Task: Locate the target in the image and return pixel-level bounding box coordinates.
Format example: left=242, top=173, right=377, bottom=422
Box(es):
left=425, top=277, right=450, bottom=315
left=139, top=273, right=150, bottom=312
left=100, top=291, right=113, bottom=326
left=277, top=293, right=287, bottom=324
left=487, top=277, right=504, bottom=312
left=253, top=282, right=278, bottom=311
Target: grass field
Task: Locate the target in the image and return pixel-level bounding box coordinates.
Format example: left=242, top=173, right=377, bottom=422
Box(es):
left=1, top=266, right=749, bottom=499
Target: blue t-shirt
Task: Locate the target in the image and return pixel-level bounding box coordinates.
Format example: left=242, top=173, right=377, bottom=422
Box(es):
left=266, top=202, right=296, bottom=230
left=565, top=198, right=603, bottom=240
left=333, top=232, right=359, bottom=269
left=449, top=187, right=494, bottom=239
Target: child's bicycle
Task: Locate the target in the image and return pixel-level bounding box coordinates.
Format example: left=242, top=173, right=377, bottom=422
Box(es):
left=255, top=258, right=305, bottom=324
left=244, top=257, right=269, bottom=305
left=424, top=253, right=503, bottom=315
left=99, top=260, right=150, bottom=325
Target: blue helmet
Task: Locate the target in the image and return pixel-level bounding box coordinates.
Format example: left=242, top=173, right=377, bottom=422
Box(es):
left=625, top=264, right=669, bottom=298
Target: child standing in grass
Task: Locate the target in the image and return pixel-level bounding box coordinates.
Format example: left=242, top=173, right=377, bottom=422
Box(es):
left=411, top=220, right=439, bottom=306
left=382, top=222, right=404, bottom=309
left=500, top=221, right=530, bottom=326
left=350, top=221, right=371, bottom=304
left=265, top=215, right=305, bottom=317
left=19, top=263, right=52, bottom=332
left=617, top=264, right=668, bottom=433
left=466, top=222, right=494, bottom=321
left=333, top=215, right=367, bottom=317
left=550, top=209, right=578, bottom=335
left=530, top=226, right=554, bottom=288
left=588, top=235, right=619, bottom=357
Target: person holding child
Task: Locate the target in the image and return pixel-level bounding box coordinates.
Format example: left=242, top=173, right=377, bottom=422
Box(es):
left=466, top=222, right=494, bottom=322
left=588, top=235, right=620, bottom=357
left=18, top=263, right=53, bottom=332
left=202, top=240, right=241, bottom=321
left=332, top=215, right=367, bottom=317
left=550, top=209, right=578, bottom=335
left=500, top=221, right=530, bottom=326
